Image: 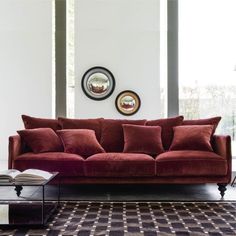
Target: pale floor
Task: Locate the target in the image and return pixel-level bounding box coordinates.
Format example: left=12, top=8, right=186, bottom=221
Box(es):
left=0, top=160, right=236, bottom=202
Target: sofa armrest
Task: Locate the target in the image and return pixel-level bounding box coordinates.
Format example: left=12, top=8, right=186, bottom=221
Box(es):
left=8, top=135, right=23, bottom=169
left=212, top=135, right=232, bottom=181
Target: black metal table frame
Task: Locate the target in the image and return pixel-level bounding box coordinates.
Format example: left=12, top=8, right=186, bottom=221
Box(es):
left=231, top=176, right=236, bottom=187
left=0, top=172, right=60, bottom=226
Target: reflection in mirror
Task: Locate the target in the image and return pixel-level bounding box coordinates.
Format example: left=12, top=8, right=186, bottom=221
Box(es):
left=120, top=96, right=136, bottom=111
left=87, top=73, right=110, bottom=95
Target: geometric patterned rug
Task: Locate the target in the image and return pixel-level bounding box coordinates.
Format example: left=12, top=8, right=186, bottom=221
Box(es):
left=1, top=201, right=236, bottom=236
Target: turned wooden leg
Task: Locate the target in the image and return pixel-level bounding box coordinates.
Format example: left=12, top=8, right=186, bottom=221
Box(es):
left=217, top=184, right=227, bottom=198
left=15, top=185, right=23, bottom=197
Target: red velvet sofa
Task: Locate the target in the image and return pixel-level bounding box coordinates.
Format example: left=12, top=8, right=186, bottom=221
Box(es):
left=8, top=115, right=232, bottom=198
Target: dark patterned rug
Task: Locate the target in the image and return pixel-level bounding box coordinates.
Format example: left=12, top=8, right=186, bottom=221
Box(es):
left=1, top=201, right=236, bottom=236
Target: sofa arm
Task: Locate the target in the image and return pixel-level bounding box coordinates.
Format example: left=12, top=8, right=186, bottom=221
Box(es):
left=212, top=135, right=231, bottom=159
left=8, top=135, right=23, bottom=169
left=212, top=135, right=232, bottom=181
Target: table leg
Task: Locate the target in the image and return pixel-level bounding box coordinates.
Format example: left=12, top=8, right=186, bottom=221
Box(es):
left=42, top=185, right=45, bottom=225
left=231, top=176, right=236, bottom=186
left=15, top=185, right=23, bottom=197
left=58, top=178, right=61, bottom=206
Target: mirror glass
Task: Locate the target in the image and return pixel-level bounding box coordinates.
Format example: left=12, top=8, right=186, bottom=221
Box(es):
left=120, top=95, right=136, bottom=111
left=115, top=90, right=141, bottom=116
left=87, top=73, right=110, bottom=95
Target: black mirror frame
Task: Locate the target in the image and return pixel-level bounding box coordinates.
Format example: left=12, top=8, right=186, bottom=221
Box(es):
left=81, top=66, right=116, bottom=101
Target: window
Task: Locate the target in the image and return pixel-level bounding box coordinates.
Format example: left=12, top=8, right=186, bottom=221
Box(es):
left=179, top=0, right=236, bottom=154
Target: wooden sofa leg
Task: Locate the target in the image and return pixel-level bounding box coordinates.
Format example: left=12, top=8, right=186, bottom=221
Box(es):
left=217, top=184, right=227, bottom=198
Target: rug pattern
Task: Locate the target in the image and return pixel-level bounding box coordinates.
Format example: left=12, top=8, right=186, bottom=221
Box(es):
left=1, top=201, right=236, bottom=236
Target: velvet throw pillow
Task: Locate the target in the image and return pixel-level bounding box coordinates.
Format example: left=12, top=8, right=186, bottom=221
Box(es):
left=22, top=115, right=61, bottom=131
left=169, top=125, right=214, bottom=151
left=145, top=116, right=184, bottom=150
left=17, top=128, right=63, bottom=153
left=123, top=125, right=164, bottom=155
left=57, top=129, right=105, bottom=158
left=182, top=116, right=221, bottom=134
left=58, top=117, right=103, bottom=140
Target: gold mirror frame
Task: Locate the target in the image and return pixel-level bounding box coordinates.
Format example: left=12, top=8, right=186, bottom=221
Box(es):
left=115, top=90, right=141, bottom=116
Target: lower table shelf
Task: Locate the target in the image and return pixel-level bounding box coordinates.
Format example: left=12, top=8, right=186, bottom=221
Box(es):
left=0, top=202, right=58, bottom=226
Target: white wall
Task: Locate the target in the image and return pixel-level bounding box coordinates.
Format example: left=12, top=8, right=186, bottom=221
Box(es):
left=75, top=0, right=161, bottom=119
left=0, top=0, right=52, bottom=165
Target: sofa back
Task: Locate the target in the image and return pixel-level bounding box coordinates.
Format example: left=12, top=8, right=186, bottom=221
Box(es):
left=22, top=114, right=61, bottom=131
left=19, top=115, right=221, bottom=153
left=100, top=119, right=146, bottom=152
left=145, top=116, right=184, bottom=150
left=19, top=115, right=185, bottom=153
left=58, top=117, right=103, bottom=140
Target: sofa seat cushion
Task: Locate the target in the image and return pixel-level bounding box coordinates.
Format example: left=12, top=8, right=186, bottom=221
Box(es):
left=155, top=151, right=227, bottom=177
left=14, top=152, right=85, bottom=177
left=85, top=153, right=155, bottom=177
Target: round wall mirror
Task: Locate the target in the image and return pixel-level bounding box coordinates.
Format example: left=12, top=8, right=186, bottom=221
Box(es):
left=115, top=90, right=141, bottom=116
left=81, top=67, right=115, bottom=100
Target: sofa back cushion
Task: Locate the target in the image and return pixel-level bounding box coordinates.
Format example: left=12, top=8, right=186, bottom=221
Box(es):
left=145, top=116, right=184, bottom=150
left=123, top=124, right=164, bottom=155
left=58, top=117, right=103, bottom=140
left=169, top=125, right=214, bottom=151
left=22, top=114, right=61, bottom=131
left=182, top=116, right=221, bottom=134
left=17, top=128, right=63, bottom=153
left=100, top=119, right=146, bottom=152
left=57, top=129, right=105, bottom=158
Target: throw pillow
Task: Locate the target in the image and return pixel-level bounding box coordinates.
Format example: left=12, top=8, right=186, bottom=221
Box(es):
left=145, top=116, right=184, bottom=150
left=22, top=114, right=61, bottom=131
left=57, top=129, right=105, bottom=157
left=182, top=116, right=221, bottom=134
left=17, top=128, right=63, bottom=153
left=169, top=125, right=214, bottom=151
left=123, top=124, right=164, bottom=155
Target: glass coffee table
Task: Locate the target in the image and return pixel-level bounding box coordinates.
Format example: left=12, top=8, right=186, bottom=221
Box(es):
left=0, top=172, right=60, bottom=226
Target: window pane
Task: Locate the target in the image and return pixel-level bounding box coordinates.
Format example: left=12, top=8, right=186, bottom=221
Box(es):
left=179, top=0, right=236, bottom=155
